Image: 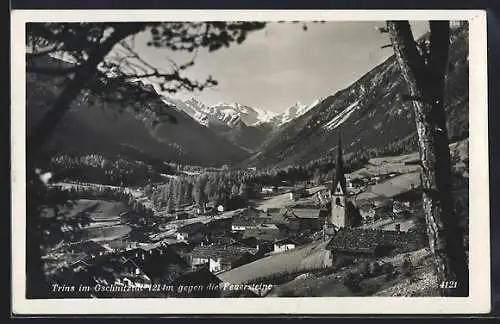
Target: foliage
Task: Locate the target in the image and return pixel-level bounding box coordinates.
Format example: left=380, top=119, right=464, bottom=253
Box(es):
left=49, top=153, right=168, bottom=186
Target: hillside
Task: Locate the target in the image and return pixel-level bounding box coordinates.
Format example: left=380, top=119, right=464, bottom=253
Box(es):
left=26, top=57, right=249, bottom=167
left=245, top=25, right=469, bottom=168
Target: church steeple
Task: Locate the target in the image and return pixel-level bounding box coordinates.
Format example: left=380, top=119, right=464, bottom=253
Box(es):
left=333, top=134, right=347, bottom=194
left=330, top=133, right=350, bottom=229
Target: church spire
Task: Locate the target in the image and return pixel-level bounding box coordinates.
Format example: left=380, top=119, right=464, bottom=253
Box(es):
left=333, top=134, right=347, bottom=193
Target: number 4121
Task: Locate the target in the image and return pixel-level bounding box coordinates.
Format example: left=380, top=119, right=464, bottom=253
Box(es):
left=439, top=281, right=458, bottom=289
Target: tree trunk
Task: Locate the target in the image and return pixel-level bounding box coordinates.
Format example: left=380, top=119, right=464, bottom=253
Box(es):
left=386, top=21, right=468, bottom=297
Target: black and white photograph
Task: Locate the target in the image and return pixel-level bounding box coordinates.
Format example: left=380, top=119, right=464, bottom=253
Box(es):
left=11, top=10, right=490, bottom=314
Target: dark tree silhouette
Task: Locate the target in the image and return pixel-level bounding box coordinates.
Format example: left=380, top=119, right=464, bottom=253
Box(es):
left=385, top=20, right=468, bottom=297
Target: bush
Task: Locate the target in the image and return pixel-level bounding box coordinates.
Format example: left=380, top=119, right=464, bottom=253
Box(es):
left=369, top=261, right=382, bottom=277
left=334, top=256, right=354, bottom=268
left=380, top=262, right=394, bottom=275
left=343, top=272, right=362, bottom=292
left=401, top=255, right=414, bottom=277
left=359, top=261, right=371, bottom=278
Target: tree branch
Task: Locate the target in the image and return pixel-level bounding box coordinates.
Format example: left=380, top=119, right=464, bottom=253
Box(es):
left=27, top=23, right=147, bottom=164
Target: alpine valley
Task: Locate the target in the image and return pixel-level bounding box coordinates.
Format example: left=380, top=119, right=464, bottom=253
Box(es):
left=27, top=24, right=468, bottom=170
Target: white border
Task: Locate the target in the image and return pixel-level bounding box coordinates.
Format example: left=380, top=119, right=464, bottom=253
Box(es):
left=11, top=10, right=490, bottom=315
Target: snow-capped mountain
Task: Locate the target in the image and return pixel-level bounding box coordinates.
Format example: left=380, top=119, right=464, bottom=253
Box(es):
left=160, top=95, right=330, bottom=152
left=162, top=97, right=277, bottom=128
left=163, top=96, right=325, bottom=130
left=270, top=99, right=324, bottom=126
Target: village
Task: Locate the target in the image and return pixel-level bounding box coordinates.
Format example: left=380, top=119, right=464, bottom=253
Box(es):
left=42, top=136, right=442, bottom=298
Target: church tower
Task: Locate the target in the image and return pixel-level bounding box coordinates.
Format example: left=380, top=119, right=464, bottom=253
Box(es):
left=330, top=135, right=349, bottom=228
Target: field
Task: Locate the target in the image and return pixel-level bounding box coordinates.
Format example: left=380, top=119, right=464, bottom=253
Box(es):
left=80, top=224, right=131, bottom=242
left=42, top=199, right=131, bottom=243
left=354, top=172, right=421, bottom=202
left=218, top=240, right=332, bottom=284
left=266, top=248, right=436, bottom=297
left=253, top=185, right=326, bottom=211
left=149, top=208, right=246, bottom=242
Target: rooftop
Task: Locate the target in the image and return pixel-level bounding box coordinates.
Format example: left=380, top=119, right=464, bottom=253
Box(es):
left=178, top=222, right=207, bottom=235
left=190, top=244, right=258, bottom=263
left=326, top=228, right=421, bottom=254
left=289, top=208, right=321, bottom=219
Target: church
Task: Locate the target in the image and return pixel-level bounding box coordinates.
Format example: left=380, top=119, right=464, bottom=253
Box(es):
left=329, top=136, right=361, bottom=229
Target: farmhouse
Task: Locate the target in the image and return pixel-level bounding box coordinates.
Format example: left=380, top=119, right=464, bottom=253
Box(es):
left=289, top=187, right=307, bottom=201
left=120, top=246, right=189, bottom=282
left=58, top=252, right=155, bottom=296
left=175, top=212, right=190, bottom=220
left=358, top=202, right=376, bottom=221
left=231, top=208, right=273, bottom=231
left=206, top=217, right=232, bottom=233
left=176, top=222, right=207, bottom=243
left=242, top=223, right=285, bottom=244
left=261, top=186, right=276, bottom=195
left=273, top=238, right=301, bottom=253
left=164, top=241, right=192, bottom=255
left=347, top=178, right=365, bottom=190
left=285, top=208, right=327, bottom=232
left=66, top=240, right=108, bottom=256
left=316, top=189, right=332, bottom=205
left=188, top=244, right=260, bottom=273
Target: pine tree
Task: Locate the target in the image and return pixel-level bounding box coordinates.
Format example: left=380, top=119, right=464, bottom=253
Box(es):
left=231, top=183, right=239, bottom=198
left=166, top=180, right=175, bottom=212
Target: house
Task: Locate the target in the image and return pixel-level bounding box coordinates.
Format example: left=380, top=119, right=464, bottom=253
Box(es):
left=231, top=210, right=272, bottom=231
left=60, top=252, right=156, bottom=297
left=347, top=178, right=365, bottom=190
left=393, top=200, right=410, bottom=215
left=289, top=187, right=307, bottom=201
left=316, top=189, right=332, bottom=205
left=176, top=222, right=207, bottom=242
left=265, top=207, right=281, bottom=214
left=231, top=218, right=259, bottom=231
left=261, top=186, right=276, bottom=195
left=217, top=204, right=225, bottom=212
left=188, top=244, right=260, bottom=273
left=358, top=203, right=376, bottom=221
left=66, top=240, right=108, bottom=256
left=242, top=223, right=285, bottom=244
left=175, top=212, right=190, bottom=220
left=205, top=218, right=232, bottom=237
left=392, top=189, right=422, bottom=206
left=287, top=208, right=323, bottom=231
left=164, top=241, right=192, bottom=255
left=273, top=238, right=301, bottom=253
left=120, top=247, right=189, bottom=283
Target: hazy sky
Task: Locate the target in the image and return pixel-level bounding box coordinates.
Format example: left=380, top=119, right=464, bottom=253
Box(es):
left=127, top=21, right=429, bottom=113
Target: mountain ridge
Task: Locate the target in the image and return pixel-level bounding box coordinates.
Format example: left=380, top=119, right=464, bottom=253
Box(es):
left=243, top=24, right=469, bottom=168
left=26, top=56, right=250, bottom=167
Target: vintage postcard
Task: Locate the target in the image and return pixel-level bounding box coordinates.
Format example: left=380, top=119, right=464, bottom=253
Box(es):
left=11, top=9, right=490, bottom=315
